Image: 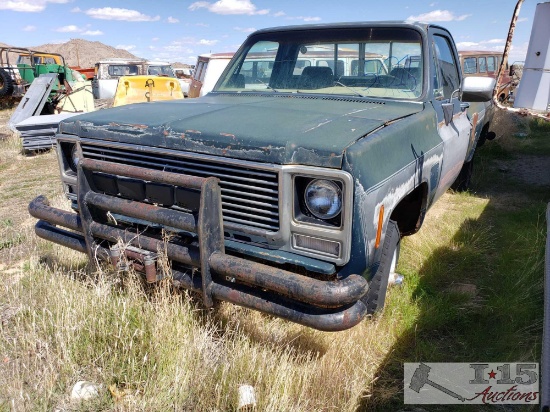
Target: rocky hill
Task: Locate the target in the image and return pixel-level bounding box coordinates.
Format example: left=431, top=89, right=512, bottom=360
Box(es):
left=1, top=39, right=140, bottom=68
left=31, top=39, right=140, bottom=68
left=1, top=39, right=194, bottom=69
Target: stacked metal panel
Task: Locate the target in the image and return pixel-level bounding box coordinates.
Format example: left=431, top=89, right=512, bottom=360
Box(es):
left=15, top=113, right=80, bottom=151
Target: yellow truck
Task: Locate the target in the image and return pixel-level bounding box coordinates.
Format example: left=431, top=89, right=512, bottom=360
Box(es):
left=112, top=75, right=184, bottom=107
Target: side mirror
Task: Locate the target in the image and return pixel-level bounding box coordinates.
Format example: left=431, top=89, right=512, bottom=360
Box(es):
left=460, top=76, right=496, bottom=102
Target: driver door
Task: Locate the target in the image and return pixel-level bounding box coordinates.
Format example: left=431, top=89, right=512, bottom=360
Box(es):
left=429, top=29, right=472, bottom=201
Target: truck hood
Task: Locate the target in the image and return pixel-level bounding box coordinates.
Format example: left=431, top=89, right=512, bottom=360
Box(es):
left=60, top=93, right=423, bottom=168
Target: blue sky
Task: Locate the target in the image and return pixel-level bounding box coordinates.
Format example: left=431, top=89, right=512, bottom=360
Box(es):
left=0, top=0, right=538, bottom=65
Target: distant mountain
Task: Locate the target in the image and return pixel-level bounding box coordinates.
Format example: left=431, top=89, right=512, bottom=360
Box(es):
left=1, top=39, right=194, bottom=69
left=172, top=61, right=195, bottom=68
left=31, top=39, right=140, bottom=68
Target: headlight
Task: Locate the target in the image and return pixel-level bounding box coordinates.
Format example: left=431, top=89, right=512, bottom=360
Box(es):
left=304, top=179, right=342, bottom=220
left=70, top=144, right=79, bottom=172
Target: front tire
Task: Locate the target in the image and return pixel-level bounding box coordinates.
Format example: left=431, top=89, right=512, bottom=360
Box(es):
left=451, top=156, right=474, bottom=192
left=0, top=68, right=14, bottom=97
left=365, top=219, right=401, bottom=314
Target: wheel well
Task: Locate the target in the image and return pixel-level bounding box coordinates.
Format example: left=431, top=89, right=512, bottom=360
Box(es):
left=389, top=182, right=428, bottom=236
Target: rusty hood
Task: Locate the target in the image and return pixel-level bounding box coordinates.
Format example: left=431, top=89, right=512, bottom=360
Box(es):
left=59, top=93, right=423, bottom=168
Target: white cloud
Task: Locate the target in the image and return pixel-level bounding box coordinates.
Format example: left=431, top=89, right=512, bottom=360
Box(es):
left=199, top=39, right=219, bottom=46
left=456, top=41, right=505, bottom=55
left=71, top=7, right=80, bottom=12
left=152, top=37, right=160, bottom=42
left=85, top=7, right=160, bottom=22
left=147, top=44, right=197, bottom=64
left=482, top=39, right=505, bottom=44
left=407, top=10, right=471, bottom=22
left=285, top=15, right=321, bottom=22
left=116, top=44, right=137, bottom=51
left=456, top=41, right=479, bottom=48
left=233, top=27, right=256, bottom=33
left=517, top=17, right=528, bottom=23
left=456, top=38, right=505, bottom=50
left=55, top=25, right=80, bottom=33
left=82, top=30, right=103, bottom=36
left=167, top=16, right=179, bottom=23
left=23, top=25, right=37, bottom=31
left=158, top=37, right=220, bottom=51
left=0, top=0, right=69, bottom=12
left=509, top=42, right=529, bottom=62
left=53, top=25, right=104, bottom=36
left=189, top=0, right=269, bottom=15
left=273, top=11, right=285, bottom=17
left=429, top=2, right=437, bottom=6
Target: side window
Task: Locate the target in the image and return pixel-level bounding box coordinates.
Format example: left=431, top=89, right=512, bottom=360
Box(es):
left=199, top=62, right=208, bottom=82
left=463, top=57, right=477, bottom=74
left=433, top=35, right=460, bottom=99
left=293, top=60, right=311, bottom=75
left=316, top=59, right=344, bottom=77
left=17, top=56, right=32, bottom=65
left=194, top=62, right=204, bottom=81
left=487, top=56, right=496, bottom=72
left=478, top=57, right=487, bottom=73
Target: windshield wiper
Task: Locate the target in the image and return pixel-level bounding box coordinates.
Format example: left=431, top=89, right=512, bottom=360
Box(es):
left=255, top=78, right=278, bottom=92
left=333, top=81, right=365, bottom=98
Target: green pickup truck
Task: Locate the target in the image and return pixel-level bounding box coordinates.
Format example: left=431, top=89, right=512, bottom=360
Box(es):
left=29, top=21, right=495, bottom=331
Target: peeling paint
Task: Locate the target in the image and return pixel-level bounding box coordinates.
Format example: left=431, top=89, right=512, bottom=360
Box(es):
left=304, top=119, right=333, bottom=133
left=355, top=179, right=371, bottom=265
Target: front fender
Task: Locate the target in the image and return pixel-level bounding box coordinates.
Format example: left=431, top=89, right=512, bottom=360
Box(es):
left=341, top=106, right=443, bottom=275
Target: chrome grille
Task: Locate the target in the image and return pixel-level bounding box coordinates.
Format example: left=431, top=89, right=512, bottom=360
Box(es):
left=81, top=143, right=280, bottom=231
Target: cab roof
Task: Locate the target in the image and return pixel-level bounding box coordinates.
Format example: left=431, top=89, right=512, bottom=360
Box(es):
left=251, top=21, right=446, bottom=36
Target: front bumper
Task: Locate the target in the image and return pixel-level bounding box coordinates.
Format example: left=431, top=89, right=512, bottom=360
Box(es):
left=29, top=159, right=369, bottom=331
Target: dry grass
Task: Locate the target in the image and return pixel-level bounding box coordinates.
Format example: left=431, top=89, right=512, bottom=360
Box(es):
left=1, top=259, right=406, bottom=411
left=0, top=107, right=545, bottom=411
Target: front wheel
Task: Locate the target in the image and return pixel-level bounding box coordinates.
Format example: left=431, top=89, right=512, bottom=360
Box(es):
left=451, top=156, right=474, bottom=192
left=364, top=219, right=401, bottom=314
left=0, top=68, right=14, bottom=97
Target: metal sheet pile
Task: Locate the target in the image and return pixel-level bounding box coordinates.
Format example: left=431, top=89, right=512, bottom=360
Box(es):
left=15, top=113, right=78, bottom=151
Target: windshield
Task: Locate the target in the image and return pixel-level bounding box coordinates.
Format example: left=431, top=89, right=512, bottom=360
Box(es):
left=148, top=65, right=175, bottom=77
left=216, top=27, right=423, bottom=99
left=108, top=65, right=139, bottom=76
left=16, top=55, right=57, bottom=65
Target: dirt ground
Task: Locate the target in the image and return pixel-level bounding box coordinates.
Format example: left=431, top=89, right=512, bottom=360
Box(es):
left=495, top=155, right=550, bottom=187
left=487, top=109, right=550, bottom=188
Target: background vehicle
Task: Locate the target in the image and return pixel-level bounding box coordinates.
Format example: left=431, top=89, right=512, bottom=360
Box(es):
left=1, top=46, right=92, bottom=116
left=174, top=67, right=194, bottom=96
left=188, top=53, right=233, bottom=98
left=92, top=59, right=184, bottom=99
left=459, top=51, right=513, bottom=102
left=0, top=47, right=82, bottom=99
